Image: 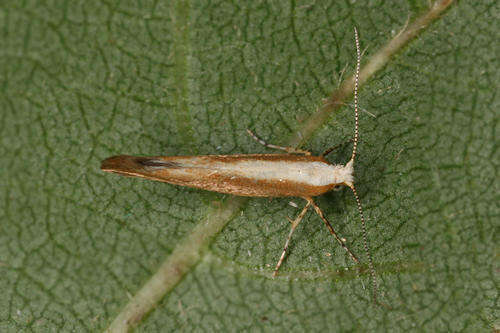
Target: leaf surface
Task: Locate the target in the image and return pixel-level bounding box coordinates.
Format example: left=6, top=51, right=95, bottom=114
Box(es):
left=0, top=0, right=497, bottom=331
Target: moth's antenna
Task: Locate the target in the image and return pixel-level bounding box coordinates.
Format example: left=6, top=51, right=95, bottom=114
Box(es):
left=351, top=27, right=361, bottom=163
left=350, top=27, right=378, bottom=303
left=351, top=184, right=378, bottom=303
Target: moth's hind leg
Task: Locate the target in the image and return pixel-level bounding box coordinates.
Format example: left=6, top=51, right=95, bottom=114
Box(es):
left=273, top=198, right=313, bottom=277
left=246, top=129, right=311, bottom=155
left=310, top=200, right=360, bottom=264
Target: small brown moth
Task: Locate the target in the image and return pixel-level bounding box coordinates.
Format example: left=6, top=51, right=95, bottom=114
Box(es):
left=101, top=28, right=378, bottom=302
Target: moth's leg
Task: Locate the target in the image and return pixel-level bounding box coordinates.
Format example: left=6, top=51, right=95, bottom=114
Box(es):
left=321, top=138, right=354, bottom=157
left=246, top=129, right=311, bottom=155
left=273, top=198, right=312, bottom=277
left=310, top=200, right=360, bottom=264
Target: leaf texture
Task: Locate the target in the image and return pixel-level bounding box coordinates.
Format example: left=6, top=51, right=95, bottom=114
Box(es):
left=0, top=0, right=497, bottom=331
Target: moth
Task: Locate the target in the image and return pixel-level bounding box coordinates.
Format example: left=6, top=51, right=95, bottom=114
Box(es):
left=101, top=28, right=378, bottom=301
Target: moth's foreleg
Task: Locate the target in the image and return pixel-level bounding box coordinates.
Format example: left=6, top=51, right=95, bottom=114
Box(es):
left=273, top=198, right=312, bottom=277
left=246, top=129, right=311, bottom=155
left=321, top=138, right=354, bottom=157
left=310, top=200, right=360, bottom=264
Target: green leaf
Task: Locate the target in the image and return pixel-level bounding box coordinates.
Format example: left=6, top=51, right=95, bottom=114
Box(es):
left=0, top=0, right=497, bottom=331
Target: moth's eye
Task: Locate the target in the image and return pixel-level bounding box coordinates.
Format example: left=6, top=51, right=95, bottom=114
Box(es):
left=333, top=185, right=343, bottom=191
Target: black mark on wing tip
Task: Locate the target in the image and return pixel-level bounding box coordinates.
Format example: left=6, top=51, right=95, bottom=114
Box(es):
left=101, top=155, right=127, bottom=171
left=135, top=157, right=181, bottom=168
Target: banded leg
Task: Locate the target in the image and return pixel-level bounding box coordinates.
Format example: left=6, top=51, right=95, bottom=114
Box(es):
left=310, top=200, right=360, bottom=264
left=247, top=129, right=311, bottom=155
left=273, top=199, right=312, bottom=277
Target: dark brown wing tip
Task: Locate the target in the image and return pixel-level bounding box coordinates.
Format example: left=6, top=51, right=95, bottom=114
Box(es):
left=101, top=155, right=180, bottom=174
left=101, top=155, right=138, bottom=173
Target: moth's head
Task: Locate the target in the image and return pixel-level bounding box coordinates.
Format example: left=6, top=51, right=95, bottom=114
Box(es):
left=341, top=158, right=355, bottom=188
left=330, top=159, right=354, bottom=190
